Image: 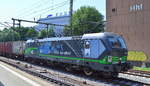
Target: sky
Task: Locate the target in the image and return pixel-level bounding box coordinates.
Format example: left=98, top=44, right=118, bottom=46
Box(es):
left=0, top=0, right=106, bottom=29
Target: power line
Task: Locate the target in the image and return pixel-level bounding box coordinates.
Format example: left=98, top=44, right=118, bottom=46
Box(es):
left=0, top=22, right=11, bottom=28
left=28, top=1, right=70, bottom=20
left=16, top=0, right=51, bottom=17
left=29, top=0, right=78, bottom=20
left=17, top=0, right=69, bottom=19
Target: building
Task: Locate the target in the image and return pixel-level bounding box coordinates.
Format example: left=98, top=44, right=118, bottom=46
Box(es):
left=36, top=13, right=70, bottom=36
left=106, top=0, right=150, bottom=61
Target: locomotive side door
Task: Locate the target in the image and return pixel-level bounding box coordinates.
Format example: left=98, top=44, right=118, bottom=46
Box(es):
left=84, top=40, right=91, bottom=57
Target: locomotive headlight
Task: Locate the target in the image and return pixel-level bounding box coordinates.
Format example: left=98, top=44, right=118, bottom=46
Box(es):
left=119, top=58, right=122, bottom=60
left=107, top=56, right=112, bottom=62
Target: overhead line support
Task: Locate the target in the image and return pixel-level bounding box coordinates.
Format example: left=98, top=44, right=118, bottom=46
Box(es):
left=70, top=0, right=73, bottom=35
left=12, top=18, right=70, bottom=27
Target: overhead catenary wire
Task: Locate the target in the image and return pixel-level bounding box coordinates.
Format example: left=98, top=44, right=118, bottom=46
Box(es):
left=13, top=0, right=78, bottom=26
left=28, top=1, right=70, bottom=20
left=18, top=0, right=69, bottom=19
left=29, top=0, right=78, bottom=21
left=0, top=22, right=11, bottom=28
left=16, top=0, right=52, bottom=18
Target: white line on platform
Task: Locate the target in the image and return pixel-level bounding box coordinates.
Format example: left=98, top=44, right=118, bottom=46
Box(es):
left=0, top=63, right=41, bottom=86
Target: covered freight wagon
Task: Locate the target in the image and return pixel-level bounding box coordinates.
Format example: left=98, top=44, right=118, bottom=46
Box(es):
left=12, top=41, right=26, bottom=58
left=2, top=42, right=13, bottom=57
left=0, top=42, right=4, bottom=55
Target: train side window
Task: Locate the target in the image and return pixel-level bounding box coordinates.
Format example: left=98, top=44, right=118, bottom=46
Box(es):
left=26, top=43, right=29, bottom=47
left=84, top=41, right=90, bottom=49
left=27, top=43, right=32, bottom=47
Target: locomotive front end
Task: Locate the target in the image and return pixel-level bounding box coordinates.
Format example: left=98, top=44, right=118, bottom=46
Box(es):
left=81, top=32, right=130, bottom=77
left=104, top=35, right=130, bottom=73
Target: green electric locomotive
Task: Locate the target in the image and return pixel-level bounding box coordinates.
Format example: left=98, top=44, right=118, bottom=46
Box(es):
left=25, top=32, right=130, bottom=77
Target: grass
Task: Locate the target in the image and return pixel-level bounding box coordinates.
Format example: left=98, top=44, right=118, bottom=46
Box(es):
left=133, top=66, right=150, bottom=72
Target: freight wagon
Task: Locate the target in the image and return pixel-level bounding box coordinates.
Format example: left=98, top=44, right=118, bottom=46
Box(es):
left=12, top=41, right=26, bottom=58
left=0, top=41, right=25, bottom=58
left=0, top=42, right=12, bottom=57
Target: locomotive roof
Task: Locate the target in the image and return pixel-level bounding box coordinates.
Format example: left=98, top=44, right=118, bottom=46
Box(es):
left=26, top=32, right=118, bottom=43
left=81, top=32, right=118, bottom=40
left=26, top=36, right=82, bottom=43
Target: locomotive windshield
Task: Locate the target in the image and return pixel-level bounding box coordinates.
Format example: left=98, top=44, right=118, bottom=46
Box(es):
left=108, top=37, right=127, bottom=49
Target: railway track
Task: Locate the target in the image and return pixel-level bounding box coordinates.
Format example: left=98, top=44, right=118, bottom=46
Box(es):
left=119, top=70, right=150, bottom=85
left=0, top=56, right=147, bottom=86
left=127, top=70, right=150, bottom=78
left=0, top=58, right=74, bottom=86
left=122, top=71, right=150, bottom=78
left=0, top=59, right=96, bottom=86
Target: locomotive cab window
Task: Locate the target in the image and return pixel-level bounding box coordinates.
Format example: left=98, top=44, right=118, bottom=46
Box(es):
left=118, top=37, right=127, bottom=49
left=108, top=38, right=121, bottom=48
left=108, top=37, right=127, bottom=49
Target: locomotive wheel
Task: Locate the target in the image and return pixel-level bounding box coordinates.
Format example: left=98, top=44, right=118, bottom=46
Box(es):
left=65, top=66, right=72, bottom=71
left=64, top=64, right=73, bottom=71
left=83, top=67, right=93, bottom=76
left=102, top=72, right=113, bottom=78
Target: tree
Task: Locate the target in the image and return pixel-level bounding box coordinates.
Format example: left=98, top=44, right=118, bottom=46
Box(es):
left=48, top=26, right=55, bottom=37
left=38, top=29, right=47, bottom=38
left=63, top=26, right=72, bottom=36
left=26, top=28, right=38, bottom=39
left=38, top=27, right=55, bottom=38
left=0, top=28, right=20, bottom=42
left=65, top=6, right=104, bottom=36
left=11, top=27, right=30, bottom=40
left=7, top=29, right=20, bottom=41
left=0, top=27, right=40, bottom=42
